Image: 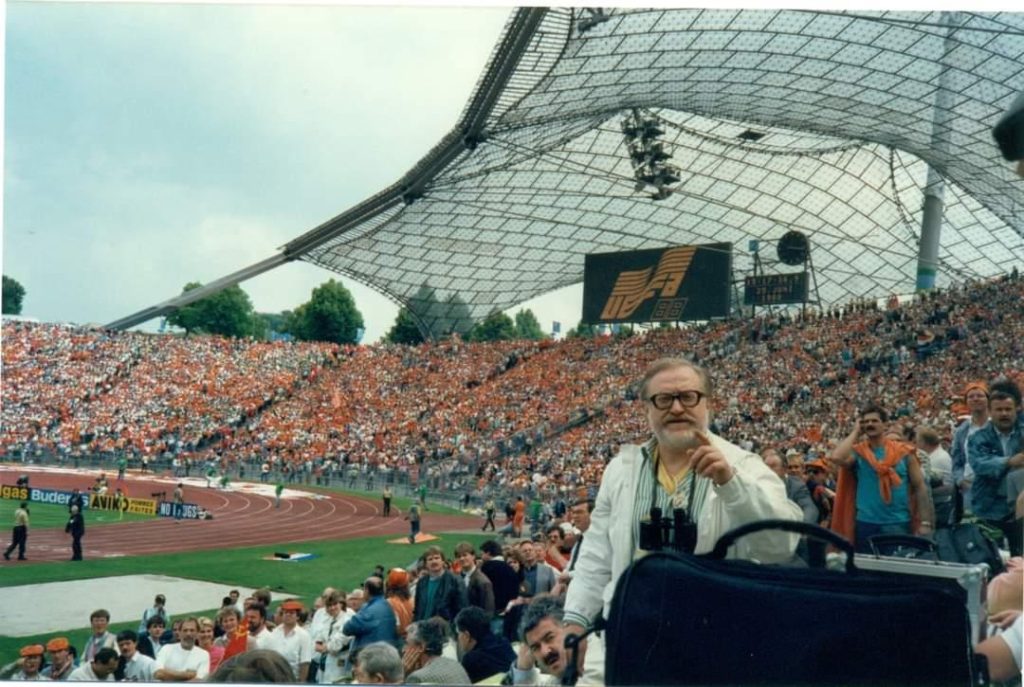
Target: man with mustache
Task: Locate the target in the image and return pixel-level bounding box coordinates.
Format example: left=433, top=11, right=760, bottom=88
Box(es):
left=563, top=358, right=801, bottom=684
left=510, top=597, right=572, bottom=685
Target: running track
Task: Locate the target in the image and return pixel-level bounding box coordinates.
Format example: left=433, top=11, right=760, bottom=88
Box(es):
left=0, top=467, right=478, bottom=562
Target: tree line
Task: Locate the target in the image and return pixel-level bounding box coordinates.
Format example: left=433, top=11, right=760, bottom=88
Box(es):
left=1, top=273, right=605, bottom=344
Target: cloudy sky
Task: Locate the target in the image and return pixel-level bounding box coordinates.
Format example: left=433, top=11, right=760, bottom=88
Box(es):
left=3, top=1, right=586, bottom=342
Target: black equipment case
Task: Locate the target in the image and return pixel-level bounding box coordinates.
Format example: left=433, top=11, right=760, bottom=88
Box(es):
left=603, top=520, right=985, bottom=686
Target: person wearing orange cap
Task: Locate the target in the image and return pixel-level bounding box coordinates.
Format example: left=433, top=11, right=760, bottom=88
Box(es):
left=385, top=569, right=414, bottom=645
left=951, top=381, right=990, bottom=523
left=0, top=644, right=45, bottom=680
left=40, top=637, right=75, bottom=680
left=263, top=600, right=312, bottom=681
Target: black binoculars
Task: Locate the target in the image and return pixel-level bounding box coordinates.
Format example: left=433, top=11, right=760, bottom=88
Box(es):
left=638, top=506, right=698, bottom=553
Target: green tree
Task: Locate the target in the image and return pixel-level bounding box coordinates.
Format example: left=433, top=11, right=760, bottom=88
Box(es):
left=567, top=319, right=597, bottom=339
left=290, top=279, right=364, bottom=344
left=467, top=310, right=516, bottom=342
left=513, top=308, right=546, bottom=340
left=166, top=282, right=259, bottom=338
left=405, top=284, right=473, bottom=339
left=385, top=307, right=425, bottom=345
left=2, top=275, right=26, bottom=315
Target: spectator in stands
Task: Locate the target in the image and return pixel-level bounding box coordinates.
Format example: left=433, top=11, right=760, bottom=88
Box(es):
left=917, top=426, right=955, bottom=528
left=764, top=450, right=817, bottom=524
left=116, top=629, right=156, bottom=682
left=208, top=649, right=295, bottom=683
left=41, top=637, right=75, bottom=680
left=968, top=378, right=1024, bottom=556
left=82, top=610, right=116, bottom=662
left=454, top=542, right=495, bottom=619
left=563, top=357, right=801, bottom=684
left=510, top=597, right=571, bottom=685
left=479, top=539, right=520, bottom=638
left=831, top=403, right=935, bottom=552
left=343, top=576, right=398, bottom=666
left=246, top=603, right=273, bottom=650
left=517, top=541, right=556, bottom=598
left=154, top=617, right=210, bottom=681
left=454, top=606, right=515, bottom=683
left=402, top=618, right=471, bottom=685
left=138, top=616, right=168, bottom=659
left=384, top=569, right=414, bottom=646
left=346, top=589, right=365, bottom=613
left=1, top=644, right=44, bottom=681
left=197, top=617, right=226, bottom=675
left=313, top=590, right=353, bottom=685
left=542, top=525, right=569, bottom=572
left=804, top=459, right=835, bottom=526
left=351, top=642, right=403, bottom=685
left=952, top=382, right=990, bottom=522
left=412, top=547, right=466, bottom=623
left=138, top=594, right=170, bottom=635
left=263, top=600, right=312, bottom=681
left=68, top=647, right=119, bottom=682
left=215, top=607, right=252, bottom=662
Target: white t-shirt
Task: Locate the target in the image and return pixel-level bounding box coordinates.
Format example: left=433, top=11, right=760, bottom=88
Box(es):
left=67, top=664, right=114, bottom=682
left=263, top=625, right=313, bottom=676
left=998, top=614, right=1023, bottom=674
left=155, top=643, right=210, bottom=680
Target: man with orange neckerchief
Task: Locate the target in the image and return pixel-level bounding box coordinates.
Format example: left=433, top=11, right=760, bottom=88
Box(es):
left=830, top=402, right=935, bottom=553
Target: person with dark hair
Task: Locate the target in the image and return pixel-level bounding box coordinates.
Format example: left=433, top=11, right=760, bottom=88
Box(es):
left=3, top=501, right=29, bottom=561
left=968, top=378, right=1024, bottom=556
left=831, top=402, right=935, bottom=552
left=68, top=647, right=119, bottom=682
left=402, top=618, right=470, bottom=685
left=412, top=546, right=466, bottom=623
left=454, top=542, right=495, bottom=618
left=208, top=649, right=295, bottom=683
left=139, top=594, right=170, bottom=635
left=116, top=629, right=155, bottom=681
left=454, top=606, right=515, bottom=683
left=137, top=615, right=168, bottom=659
left=154, top=617, right=209, bottom=681
left=246, top=603, right=272, bottom=650
left=41, top=637, right=75, bottom=680
left=82, top=610, right=116, bottom=663
left=352, top=642, right=403, bottom=685
left=510, top=597, right=568, bottom=685
left=479, top=539, right=521, bottom=639
left=343, top=576, right=398, bottom=668
left=65, top=505, right=85, bottom=561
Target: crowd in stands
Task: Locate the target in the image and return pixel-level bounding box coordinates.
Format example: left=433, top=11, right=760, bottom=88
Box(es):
left=3, top=274, right=1024, bottom=511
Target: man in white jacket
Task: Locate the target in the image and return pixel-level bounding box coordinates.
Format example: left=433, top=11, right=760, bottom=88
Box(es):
left=563, top=358, right=801, bottom=684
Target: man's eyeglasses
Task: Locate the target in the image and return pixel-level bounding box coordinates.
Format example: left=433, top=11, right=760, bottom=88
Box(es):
left=647, top=390, right=705, bottom=410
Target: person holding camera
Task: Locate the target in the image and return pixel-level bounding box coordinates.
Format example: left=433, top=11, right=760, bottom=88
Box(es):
left=562, top=358, right=800, bottom=684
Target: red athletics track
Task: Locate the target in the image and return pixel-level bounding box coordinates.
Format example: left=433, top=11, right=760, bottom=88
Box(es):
left=0, top=467, right=478, bottom=563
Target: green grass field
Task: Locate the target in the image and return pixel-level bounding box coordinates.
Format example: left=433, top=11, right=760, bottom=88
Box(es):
left=0, top=499, right=154, bottom=528
left=0, top=531, right=493, bottom=658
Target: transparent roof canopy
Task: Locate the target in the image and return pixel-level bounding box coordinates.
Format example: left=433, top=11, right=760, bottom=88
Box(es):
left=205, top=9, right=1024, bottom=336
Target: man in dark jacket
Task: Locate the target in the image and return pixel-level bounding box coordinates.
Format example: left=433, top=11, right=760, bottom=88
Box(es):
left=479, top=540, right=520, bottom=638
left=412, top=546, right=466, bottom=623
left=454, top=606, right=515, bottom=683
left=66, top=505, right=85, bottom=561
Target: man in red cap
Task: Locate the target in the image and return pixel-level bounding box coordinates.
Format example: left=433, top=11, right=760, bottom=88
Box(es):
left=264, top=599, right=313, bottom=681
left=951, top=381, right=990, bottom=523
